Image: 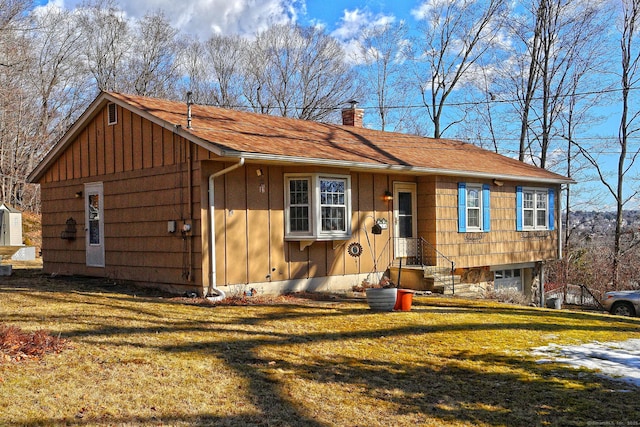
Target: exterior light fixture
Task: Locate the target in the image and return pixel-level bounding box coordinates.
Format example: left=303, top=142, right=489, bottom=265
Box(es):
left=383, top=190, right=393, bottom=202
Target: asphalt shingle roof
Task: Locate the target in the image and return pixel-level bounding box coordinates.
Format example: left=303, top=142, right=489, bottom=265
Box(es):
left=29, top=91, right=572, bottom=184
left=109, top=92, right=570, bottom=183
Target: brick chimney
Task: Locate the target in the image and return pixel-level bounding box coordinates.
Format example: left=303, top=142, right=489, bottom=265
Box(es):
left=341, top=100, right=364, bottom=127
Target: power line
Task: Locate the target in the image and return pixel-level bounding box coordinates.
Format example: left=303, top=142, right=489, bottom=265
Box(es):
left=194, top=83, right=636, bottom=113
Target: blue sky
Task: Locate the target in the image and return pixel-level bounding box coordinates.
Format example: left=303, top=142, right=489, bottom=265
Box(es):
left=37, top=0, right=420, bottom=39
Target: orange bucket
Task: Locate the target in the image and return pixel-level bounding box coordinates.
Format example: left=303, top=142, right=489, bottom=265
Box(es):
left=394, top=289, right=415, bottom=311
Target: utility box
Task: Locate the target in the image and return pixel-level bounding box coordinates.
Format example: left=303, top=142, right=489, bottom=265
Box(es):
left=0, top=203, right=23, bottom=246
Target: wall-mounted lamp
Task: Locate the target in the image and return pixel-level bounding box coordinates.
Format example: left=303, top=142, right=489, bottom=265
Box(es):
left=493, top=179, right=504, bottom=187
left=383, top=190, right=393, bottom=202
left=75, top=191, right=83, bottom=198
left=256, top=168, right=263, bottom=177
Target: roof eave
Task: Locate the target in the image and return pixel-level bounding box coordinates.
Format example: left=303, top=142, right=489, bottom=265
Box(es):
left=231, top=152, right=575, bottom=185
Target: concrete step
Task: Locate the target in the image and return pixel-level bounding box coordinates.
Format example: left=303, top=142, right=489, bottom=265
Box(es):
left=434, top=282, right=489, bottom=297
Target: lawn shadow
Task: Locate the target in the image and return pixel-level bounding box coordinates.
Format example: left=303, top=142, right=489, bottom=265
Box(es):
left=4, top=270, right=640, bottom=426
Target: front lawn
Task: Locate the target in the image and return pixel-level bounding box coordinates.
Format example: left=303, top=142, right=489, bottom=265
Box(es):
left=1, top=270, right=639, bottom=426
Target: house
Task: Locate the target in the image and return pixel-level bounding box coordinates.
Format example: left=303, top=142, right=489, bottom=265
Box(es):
left=28, top=91, right=573, bottom=301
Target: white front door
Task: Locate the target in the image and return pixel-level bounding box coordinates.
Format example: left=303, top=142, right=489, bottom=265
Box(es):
left=393, top=182, right=417, bottom=259
left=85, top=182, right=105, bottom=267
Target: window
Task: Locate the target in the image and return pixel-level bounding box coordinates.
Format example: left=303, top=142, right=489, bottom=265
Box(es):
left=288, top=179, right=310, bottom=233
left=285, top=174, right=351, bottom=240
left=516, top=187, right=555, bottom=231
left=458, top=183, right=490, bottom=232
left=107, top=102, right=117, bottom=125
left=320, top=178, right=346, bottom=232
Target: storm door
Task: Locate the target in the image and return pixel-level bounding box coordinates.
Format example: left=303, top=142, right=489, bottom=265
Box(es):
left=393, top=182, right=417, bottom=261
left=85, top=182, right=105, bottom=267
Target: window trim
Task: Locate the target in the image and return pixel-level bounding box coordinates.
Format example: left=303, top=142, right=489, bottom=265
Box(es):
left=285, top=173, right=352, bottom=240
left=458, top=182, right=490, bottom=233
left=516, top=186, right=555, bottom=231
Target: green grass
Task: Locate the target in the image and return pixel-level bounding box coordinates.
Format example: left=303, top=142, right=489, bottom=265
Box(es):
left=1, top=269, right=639, bottom=426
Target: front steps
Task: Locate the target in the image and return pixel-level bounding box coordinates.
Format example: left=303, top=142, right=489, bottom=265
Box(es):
left=389, top=264, right=463, bottom=294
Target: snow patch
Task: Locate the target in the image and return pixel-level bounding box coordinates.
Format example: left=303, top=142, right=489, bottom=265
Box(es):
left=532, top=339, right=640, bottom=387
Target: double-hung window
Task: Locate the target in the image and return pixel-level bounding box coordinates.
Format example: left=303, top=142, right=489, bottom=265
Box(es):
left=516, top=187, right=555, bottom=231
left=288, top=178, right=310, bottom=233
left=285, top=174, right=351, bottom=240
left=458, top=183, right=490, bottom=232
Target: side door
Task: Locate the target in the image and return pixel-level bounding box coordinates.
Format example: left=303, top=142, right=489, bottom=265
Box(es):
left=85, top=182, right=105, bottom=267
left=393, top=182, right=417, bottom=260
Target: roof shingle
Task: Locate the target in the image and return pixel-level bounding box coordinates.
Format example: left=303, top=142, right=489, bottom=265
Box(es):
left=108, top=92, right=570, bottom=183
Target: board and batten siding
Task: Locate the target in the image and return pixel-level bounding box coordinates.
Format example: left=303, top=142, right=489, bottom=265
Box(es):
left=200, top=160, right=397, bottom=291
left=38, top=103, right=205, bottom=293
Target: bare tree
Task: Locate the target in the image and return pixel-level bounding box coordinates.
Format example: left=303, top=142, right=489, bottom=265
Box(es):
left=507, top=0, right=609, bottom=168
left=359, top=20, right=413, bottom=132
left=126, top=10, right=180, bottom=98
left=410, top=0, right=508, bottom=138
left=0, top=0, right=32, bottom=68
left=576, top=0, right=640, bottom=289
left=203, top=34, right=247, bottom=108
left=77, top=0, right=129, bottom=92
left=244, top=24, right=360, bottom=122
left=28, top=5, right=90, bottom=142
left=0, top=0, right=38, bottom=209
left=176, top=37, right=209, bottom=103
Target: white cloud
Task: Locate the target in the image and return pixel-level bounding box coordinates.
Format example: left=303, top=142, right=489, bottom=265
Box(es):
left=411, top=0, right=456, bottom=21
left=43, top=0, right=302, bottom=39
left=330, top=8, right=394, bottom=41
left=329, top=8, right=396, bottom=65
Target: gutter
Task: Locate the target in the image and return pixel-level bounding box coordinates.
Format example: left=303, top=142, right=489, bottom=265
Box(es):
left=225, top=152, right=575, bottom=185
left=206, top=157, right=245, bottom=301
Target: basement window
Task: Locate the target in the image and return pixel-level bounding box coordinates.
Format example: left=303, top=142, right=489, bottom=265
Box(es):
left=284, top=173, right=352, bottom=240
left=107, top=102, right=117, bottom=125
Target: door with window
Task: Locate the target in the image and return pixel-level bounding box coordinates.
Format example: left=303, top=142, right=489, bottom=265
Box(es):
left=85, top=182, right=105, bottom=267
left=393, top=182, right=417, bottom=260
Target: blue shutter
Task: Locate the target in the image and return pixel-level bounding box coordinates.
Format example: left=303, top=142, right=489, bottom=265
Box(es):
left=516, top=186, right=523, bottom=231
left=548, top=188, right=555, bottom=231
left=482, top=184, right=491, bottom=232
left=458, top=183, right=466, bottom=232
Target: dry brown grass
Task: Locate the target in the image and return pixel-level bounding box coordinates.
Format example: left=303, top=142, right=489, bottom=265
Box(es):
left=1, top=268, right=639, bottom=426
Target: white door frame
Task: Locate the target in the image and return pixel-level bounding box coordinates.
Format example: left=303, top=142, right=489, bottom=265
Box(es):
left=85, top=182, right=105, bottom=267
left=393, top=182, right=417, bottom=259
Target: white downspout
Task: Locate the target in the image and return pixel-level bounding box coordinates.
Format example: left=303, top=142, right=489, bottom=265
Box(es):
left=206, top=158, right=245, bottom=301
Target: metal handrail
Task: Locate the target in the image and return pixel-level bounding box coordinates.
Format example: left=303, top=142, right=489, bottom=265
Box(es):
left=394, top=237, right=456, bottom=294
left=418, top=237, right=455, bottom=269
left=577, top=284, right=606, bottom=310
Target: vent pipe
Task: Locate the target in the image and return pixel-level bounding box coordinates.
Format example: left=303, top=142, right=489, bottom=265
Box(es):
left=186, top=91, right=193, bottom=129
